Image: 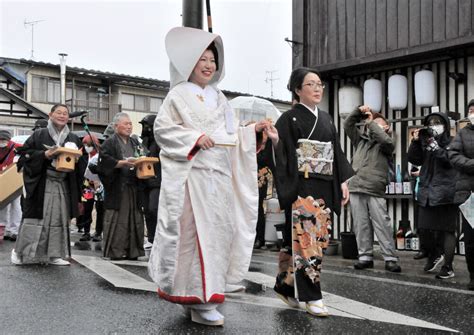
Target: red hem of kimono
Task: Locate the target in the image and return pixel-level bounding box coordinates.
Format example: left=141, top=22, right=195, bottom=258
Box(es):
left=157, top=289, right=225, bottom=305
left=187, top=134, right=206, bottom=160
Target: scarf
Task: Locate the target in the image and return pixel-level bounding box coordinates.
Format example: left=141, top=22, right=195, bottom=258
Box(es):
left=47, top=119, right=70, bottom=146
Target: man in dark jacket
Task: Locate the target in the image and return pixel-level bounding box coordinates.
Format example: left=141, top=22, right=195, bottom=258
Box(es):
left=408, top=112, right=457, bottom=279
left=12, top=104, right=85, bottom=266
left=138, top=114, right=161, bottom=250
left=98, top=112, right=144, bottom=260
left=344, top=105, right=401, bottom=272
left=448, top=100, right=474, bottom=290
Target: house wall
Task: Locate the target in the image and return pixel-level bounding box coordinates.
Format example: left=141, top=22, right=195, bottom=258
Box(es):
left=296, top=0, right=474, bottom=72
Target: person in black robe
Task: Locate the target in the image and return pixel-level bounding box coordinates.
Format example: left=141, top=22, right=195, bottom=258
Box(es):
left=12, top=104, right=85, bottom=266
left=98, top=112, right=145, bottom=260
left=268, top=67, right=354, bottom=317
left=138, top=114, right=161, bottom=250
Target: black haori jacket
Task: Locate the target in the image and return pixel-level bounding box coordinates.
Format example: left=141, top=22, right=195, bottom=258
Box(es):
left=97, top=134, right=142, bottom=210
left=16, top=128, right=85, bottom=219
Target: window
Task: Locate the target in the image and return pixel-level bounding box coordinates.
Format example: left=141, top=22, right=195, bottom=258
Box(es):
left=47, top=81, right=60, bottom=103
left=122, top=94, right=134, bottom=110
left=121, top=93, right=162, bottom=112
left=30, top=75, right=104, bottom=105
left=150, top=97, right=162, bottom=112
left=135, top=95, right=146, bottom=111
left=31, top=76, right=47, bottom=102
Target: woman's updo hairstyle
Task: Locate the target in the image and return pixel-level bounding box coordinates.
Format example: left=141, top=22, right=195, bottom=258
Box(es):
left=287, top=67, right=321, bottom=102
left=206, top=42, right=219, bottom=71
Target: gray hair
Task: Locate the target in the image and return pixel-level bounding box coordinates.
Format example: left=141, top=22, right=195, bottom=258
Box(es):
left=112, top=112, right=130, bottom=125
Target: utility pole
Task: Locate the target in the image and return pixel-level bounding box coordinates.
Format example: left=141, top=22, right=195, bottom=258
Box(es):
left=24, top=19, right=45, bottom=60
left=182, top=0, right=203, bottom=29
left=265, top=70, right=279, bottom=98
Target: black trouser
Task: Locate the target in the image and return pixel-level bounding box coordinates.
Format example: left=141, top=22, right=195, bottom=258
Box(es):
left=255, top=183, right=268, bottom=243
left=78, top=198, right=104, bottom=235
left=144, top=187, right=160, bottom=243
left=462, top=216, right=474, bottom=278
left=422, top=229, right=456, bottom=267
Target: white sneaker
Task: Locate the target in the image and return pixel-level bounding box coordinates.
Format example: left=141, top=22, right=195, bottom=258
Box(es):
left=225, top=283, right=246, bottom=293
left=49, top=258, right=70, bottom=266
left=306, top=299, right=329, bottom=317
left=143, top=241, right=153, bottom=250
left=11, top=249, right=23, bottom=265
left=190, top=308, right=224, bottom=326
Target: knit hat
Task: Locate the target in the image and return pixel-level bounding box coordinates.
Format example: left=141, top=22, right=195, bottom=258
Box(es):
left=468, top=99, right=474, bottom=109
left=0, top=129, right=12, bottom=140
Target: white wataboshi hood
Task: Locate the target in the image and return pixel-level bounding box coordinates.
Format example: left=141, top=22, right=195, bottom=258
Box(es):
left=165, top=26, right=225, bottom=89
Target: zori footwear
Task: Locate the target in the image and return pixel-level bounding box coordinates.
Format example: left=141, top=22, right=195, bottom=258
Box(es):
left=190, top=308, right=224, bottom=326
left=305, top=300, right=329, bottom=317
left=224, top=284, right=246, bottom=293
left=11, top=249, right=23, bottom=265
left=49, top=258, right=70, bottom=266
left=276, top=293, right=300, bottom=308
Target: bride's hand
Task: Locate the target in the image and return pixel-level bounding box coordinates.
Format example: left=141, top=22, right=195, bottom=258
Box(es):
left=265, top=124, right=279, bottom=145
left=197, top=135, right=215, bottom=150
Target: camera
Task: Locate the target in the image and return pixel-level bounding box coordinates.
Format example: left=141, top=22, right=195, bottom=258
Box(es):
left=418, top=126, right=434, bottom=139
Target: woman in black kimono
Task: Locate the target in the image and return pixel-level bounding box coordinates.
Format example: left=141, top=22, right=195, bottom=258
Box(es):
left=270, top=67, right=354, bottom=317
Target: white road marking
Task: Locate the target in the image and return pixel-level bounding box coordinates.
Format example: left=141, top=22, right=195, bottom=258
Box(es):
left=73, top=255, right=156, bottom=291
left=73, top=255, right=458, bottom=333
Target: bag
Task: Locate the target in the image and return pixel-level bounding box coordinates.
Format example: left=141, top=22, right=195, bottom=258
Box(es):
left=459, top=192, right=474, bottom=228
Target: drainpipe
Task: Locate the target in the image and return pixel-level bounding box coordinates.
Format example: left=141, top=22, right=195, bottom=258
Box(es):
left=59, top=53, right=67, bottom=104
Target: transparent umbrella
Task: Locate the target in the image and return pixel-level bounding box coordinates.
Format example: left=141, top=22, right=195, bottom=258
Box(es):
left=229, top=96, right=282, bottom=124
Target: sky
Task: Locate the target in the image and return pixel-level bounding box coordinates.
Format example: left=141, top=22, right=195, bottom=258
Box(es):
left=0, top=0, right=292, bottom=101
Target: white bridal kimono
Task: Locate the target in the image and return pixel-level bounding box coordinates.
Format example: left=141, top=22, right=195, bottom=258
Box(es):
left=148, top=27, right=258, bottom=306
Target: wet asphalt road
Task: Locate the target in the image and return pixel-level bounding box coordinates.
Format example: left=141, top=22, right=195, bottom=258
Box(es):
left=1, top=233, right=473, bottom=334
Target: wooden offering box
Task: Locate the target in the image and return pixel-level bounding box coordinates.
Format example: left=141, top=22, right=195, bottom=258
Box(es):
left=135, top=156, right=159, bottom=179
left=0, top=164, right=23, bottom=209
left=55, top=147, right=83, bottom=172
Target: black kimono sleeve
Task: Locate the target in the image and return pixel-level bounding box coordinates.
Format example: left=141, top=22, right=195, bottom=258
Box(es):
left=268, top=113, right=300, bottom=210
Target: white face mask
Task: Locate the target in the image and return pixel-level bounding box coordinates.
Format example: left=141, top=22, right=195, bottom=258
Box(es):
left=469, top=114, right=474, bottom=125
left=85, top=145, right=94, bottom=153
left=0, top=141, right=8, bottom=148
left=430, top=124, right=445, bottom=136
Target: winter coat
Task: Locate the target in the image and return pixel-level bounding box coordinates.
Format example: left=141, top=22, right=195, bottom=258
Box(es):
left=343, top=108, right=395, bottom=197
left=407, top=112, right=457, bottom=207
left=447, top=123, right=474, bottom=204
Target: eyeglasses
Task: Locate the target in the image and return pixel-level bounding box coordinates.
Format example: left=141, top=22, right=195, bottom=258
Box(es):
left=302, top=82, right=325, bottom=90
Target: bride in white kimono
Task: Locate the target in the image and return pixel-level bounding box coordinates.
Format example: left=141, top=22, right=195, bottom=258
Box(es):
left=148, top=27, right=278, bottom=326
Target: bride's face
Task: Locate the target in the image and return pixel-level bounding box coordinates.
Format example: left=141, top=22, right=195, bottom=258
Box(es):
left=189, top=49, right=217, bottom=88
